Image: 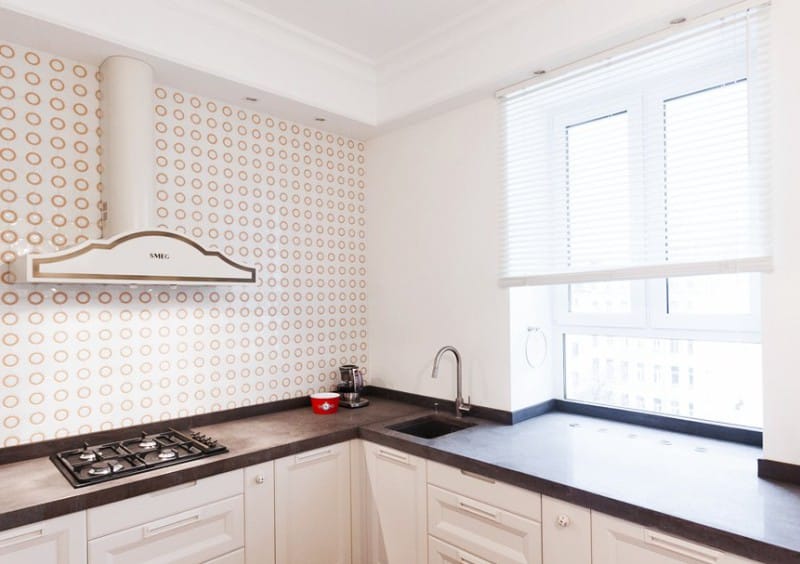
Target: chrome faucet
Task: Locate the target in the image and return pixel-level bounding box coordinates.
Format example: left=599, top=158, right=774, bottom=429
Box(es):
left=431, top=346, right=471, bottom=418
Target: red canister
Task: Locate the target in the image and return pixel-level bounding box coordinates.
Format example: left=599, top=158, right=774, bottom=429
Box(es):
left=310, top=392, right=340, bottom=414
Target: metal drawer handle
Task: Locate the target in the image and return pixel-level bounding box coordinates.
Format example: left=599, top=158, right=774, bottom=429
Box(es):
left=457, top=497, right=500, bottom=522
left=644, top=530, right=720, bottom=563
left=460, top=469, right=495, bottom=484
left=458, top=549, right=493, bottom=564
left=144, top=514, right=200, bottom=538
left=377, top=448, right=409, bottom=464
left=295, top=448, right=333, bottom=464
left=0, top=528, right=43, bottom=548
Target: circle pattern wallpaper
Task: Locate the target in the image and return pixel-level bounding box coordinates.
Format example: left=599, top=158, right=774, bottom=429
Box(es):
left=0, top=41, right=368, bottom=446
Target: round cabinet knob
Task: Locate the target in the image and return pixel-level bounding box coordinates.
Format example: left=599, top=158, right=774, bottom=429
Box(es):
left=255, top=475, right=265, bottom=484
left=556, top=514, right=571, bottom=528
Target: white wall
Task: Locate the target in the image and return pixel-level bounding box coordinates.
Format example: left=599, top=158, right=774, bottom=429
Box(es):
left=761, top=0, right=800, bottom=465
left=366, top=98, right=512, bottom=410
left=368, top=0, right=800, bottom=465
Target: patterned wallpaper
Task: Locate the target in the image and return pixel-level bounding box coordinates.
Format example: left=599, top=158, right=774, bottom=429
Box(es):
left=0, top=41, right=368, bottom=446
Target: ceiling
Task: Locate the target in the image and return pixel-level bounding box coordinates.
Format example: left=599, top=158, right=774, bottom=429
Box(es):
left=236, top=0, right=496, bottom=61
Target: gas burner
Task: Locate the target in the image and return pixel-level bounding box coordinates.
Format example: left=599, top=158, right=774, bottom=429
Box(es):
left=158, top=448, right=177, bottom=460
left=88, top=460, right=124, bottom=476
left=138, top=432, right=158, bottom=449
left=78, top=443, right=97, bottom=462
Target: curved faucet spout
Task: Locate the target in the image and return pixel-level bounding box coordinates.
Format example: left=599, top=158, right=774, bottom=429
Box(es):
left=432, top=346, right=471, bottom=418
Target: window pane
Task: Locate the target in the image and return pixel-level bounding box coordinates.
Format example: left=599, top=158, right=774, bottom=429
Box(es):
left=569, top=281, right=633, bottom=314
left=566, top=111, right=631, bottom=268
left=664, top=81, right=749, bottom=260
left=564, top=334, right=762, bottom=428
left=667, top=273, right=754, bottom=315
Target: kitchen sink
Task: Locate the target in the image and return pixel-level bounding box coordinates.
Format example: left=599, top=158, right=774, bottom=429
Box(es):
left=388, top=415, right=476, bottom=439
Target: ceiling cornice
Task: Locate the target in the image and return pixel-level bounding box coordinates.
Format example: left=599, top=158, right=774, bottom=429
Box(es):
left=0, top=0, right=751, bottom=139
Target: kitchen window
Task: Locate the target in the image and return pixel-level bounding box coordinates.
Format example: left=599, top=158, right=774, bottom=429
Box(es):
left=499, top=5, right=770, bottom=428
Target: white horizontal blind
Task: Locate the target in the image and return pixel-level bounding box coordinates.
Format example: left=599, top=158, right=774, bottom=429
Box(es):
left=499, top=5, right=771, bottom=287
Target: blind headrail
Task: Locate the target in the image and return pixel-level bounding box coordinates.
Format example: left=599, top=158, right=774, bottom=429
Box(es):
left=496, top=0, right=771, bottom=100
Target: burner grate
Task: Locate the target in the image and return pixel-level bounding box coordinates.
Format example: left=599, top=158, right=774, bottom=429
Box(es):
left=51, top=429, right=226, bottom=488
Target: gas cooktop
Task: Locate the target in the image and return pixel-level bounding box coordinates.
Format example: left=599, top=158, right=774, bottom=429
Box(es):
left=51, top=429, right=227, bottom=488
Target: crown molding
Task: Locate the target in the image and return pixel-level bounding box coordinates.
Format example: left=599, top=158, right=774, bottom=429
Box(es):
left=372, top=0, right=743, bottom=127
left=0, top=0, right=377, bottom=129
left=375, top=0, right=535, bottom=83
left=192, top=0, right=376, bottom=74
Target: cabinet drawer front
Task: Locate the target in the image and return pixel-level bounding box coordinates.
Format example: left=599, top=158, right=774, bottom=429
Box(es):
left=428, top=461, right=541, bottom=521
left=542, top=496, right=591, bottom=564
left=0, top=511, right=86, bottom=564
left=88, top=469, right=243, bottom=539
left=429, top=535, right=494, bottom=564
left=428, top=485, right=542, bottom=564
left=205, top=548, right=244, bottom=564
left=592, top=512, right=735, bottom=564
left=88, top=495, right=243, bottom=564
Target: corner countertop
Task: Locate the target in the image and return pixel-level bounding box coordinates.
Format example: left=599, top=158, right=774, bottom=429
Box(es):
left=1, top=397, right=798, bottom=563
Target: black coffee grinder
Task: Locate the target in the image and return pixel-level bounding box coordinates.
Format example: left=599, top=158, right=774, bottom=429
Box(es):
left=337, top=365, right=369, bottom=408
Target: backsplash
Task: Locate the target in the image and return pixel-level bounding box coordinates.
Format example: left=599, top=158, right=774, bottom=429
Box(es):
left=0, top=41, right=367, bottom=446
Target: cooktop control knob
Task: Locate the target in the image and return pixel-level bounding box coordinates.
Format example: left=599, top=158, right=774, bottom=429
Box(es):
left=190, top=431, right=218, bottom=448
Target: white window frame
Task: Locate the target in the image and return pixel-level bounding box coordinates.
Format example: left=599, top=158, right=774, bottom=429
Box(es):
left=548, top=53, right=762, bottom=406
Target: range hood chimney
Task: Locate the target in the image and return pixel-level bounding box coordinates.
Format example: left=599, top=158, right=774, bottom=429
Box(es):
left=12, top=56, right=256, bottom=285
left=101, top=56, right=156, bottom=237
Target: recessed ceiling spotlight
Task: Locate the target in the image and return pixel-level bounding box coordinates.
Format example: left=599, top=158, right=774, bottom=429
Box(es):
left=314, top=117, right=326, bottom=122
left=670, top=17, right=687, bottom=25
left=244, top=96, right=258, bottom=102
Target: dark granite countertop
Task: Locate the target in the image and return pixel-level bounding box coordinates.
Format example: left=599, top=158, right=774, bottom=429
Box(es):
left=1, top=397, right=799, bottom=563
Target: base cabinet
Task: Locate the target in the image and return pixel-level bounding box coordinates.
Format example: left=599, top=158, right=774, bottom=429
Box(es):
left=592, top=512, right=759, bottom=564
left=274, top=442, right=351, bottom=564
left=427, top=461, right=542, bottom=564
left=244, top=462, right=275, bottom=564
left=542, top=496, right=591, bottom=564
left=362, top=441, right=427, bottom=564
left=0, top=441, right=770, bottom=564
left=0, top=512, right=85, bottom=564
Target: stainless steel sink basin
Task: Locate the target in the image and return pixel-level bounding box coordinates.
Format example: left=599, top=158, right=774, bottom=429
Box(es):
left=388, top=415, right=476, bottom=439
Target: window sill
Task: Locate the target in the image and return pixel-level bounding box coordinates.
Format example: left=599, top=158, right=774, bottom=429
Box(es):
left=553, top=399, right=762, bottom=446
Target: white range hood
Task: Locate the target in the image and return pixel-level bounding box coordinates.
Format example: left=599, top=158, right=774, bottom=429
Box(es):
left=12, top=56, right=256, bottom=285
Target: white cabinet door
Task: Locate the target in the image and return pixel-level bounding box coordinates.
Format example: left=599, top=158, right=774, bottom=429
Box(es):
left=274, top=442, right=351, bottom=564
left=592, top=512, right=760, bottom=564
left=244, top=462, right=275, bottom=564
left=362, top=441, right=427, bottom=564
left=88, top=496, right=243, bottom=564
left=0, top=512, right=85, bottom=564
left=349, top=440, right=377, bottom=564
left=428, top=484, right=542, bottom=564
left=541, top=496, right=590, bottom=564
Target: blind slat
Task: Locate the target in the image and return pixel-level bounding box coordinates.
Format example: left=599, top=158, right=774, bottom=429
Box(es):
left=499, top=5, right=771, bottom=287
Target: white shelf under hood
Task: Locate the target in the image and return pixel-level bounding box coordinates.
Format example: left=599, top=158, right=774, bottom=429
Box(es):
left=11, top=230, right=256, bottom=285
